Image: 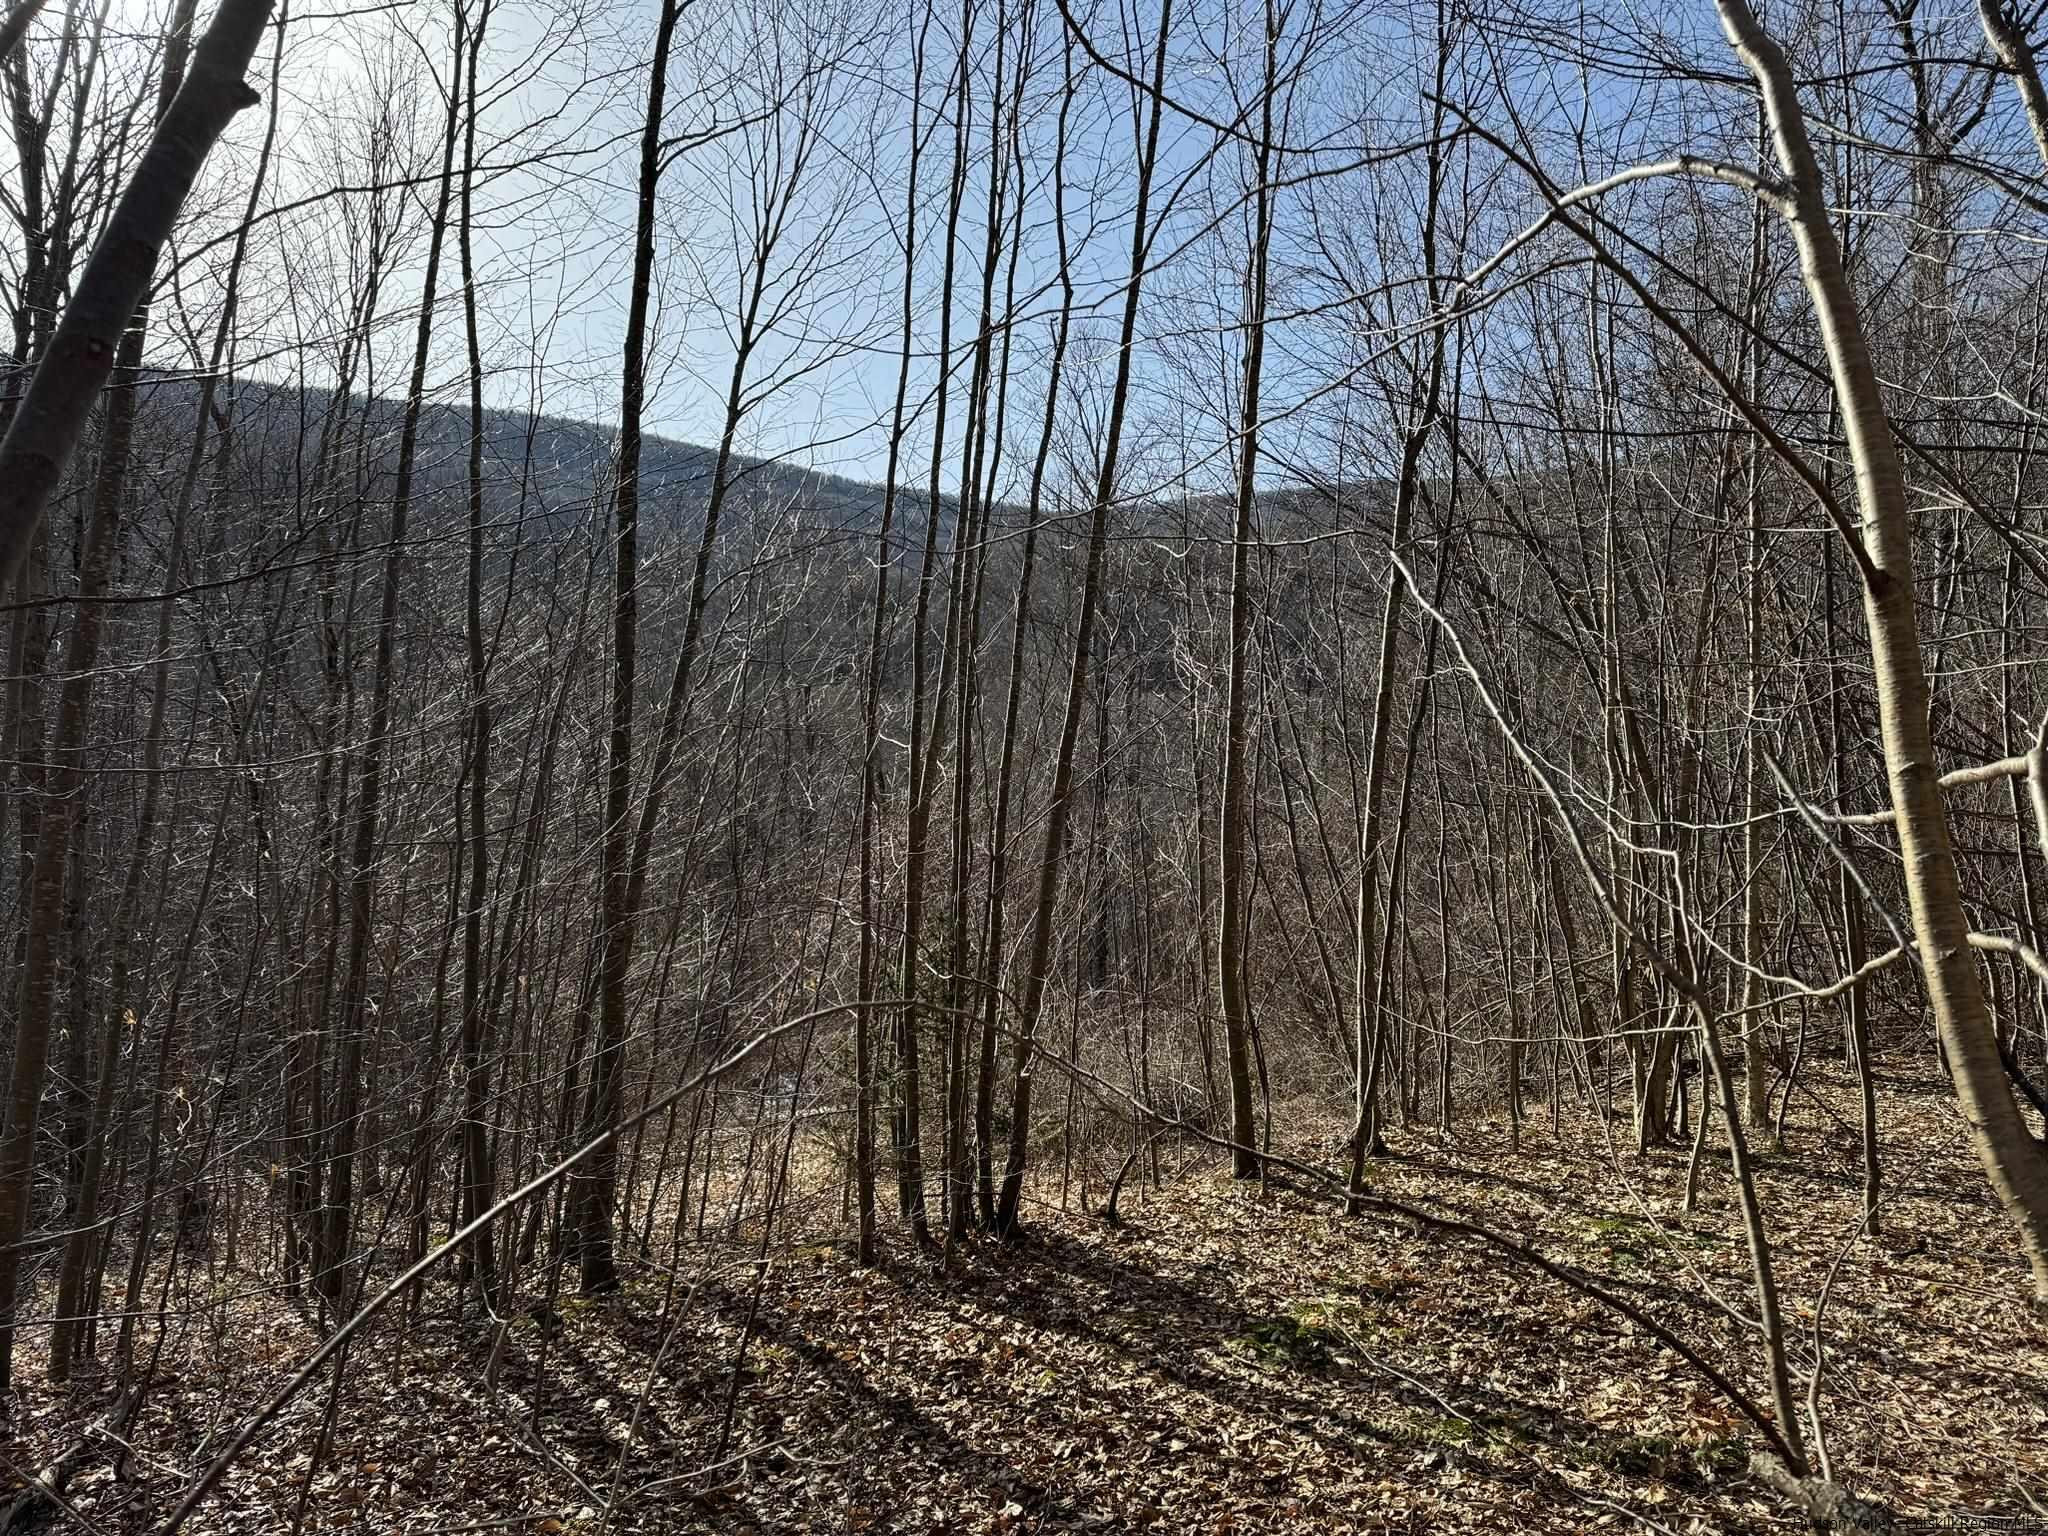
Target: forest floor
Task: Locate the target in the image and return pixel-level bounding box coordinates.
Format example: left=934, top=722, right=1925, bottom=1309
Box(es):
left=5, top=1068, right=2044, bottom=1534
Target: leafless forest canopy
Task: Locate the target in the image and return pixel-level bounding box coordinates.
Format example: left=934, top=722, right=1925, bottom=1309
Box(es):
left=0, top=0, right=2046, bottom=1527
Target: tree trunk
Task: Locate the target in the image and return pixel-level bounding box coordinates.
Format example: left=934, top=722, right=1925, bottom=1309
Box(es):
left=1215, top=0, right=1278, bottom=1180
left=0, top=0, right=271, bottom=1390
left=1719, top=0, right=2048, bottom=1300
left=994, top=0, right=1173, bottom=1237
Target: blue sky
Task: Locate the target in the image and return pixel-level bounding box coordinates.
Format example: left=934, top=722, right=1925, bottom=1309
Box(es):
left=16, top=0, right=2043, bottom=509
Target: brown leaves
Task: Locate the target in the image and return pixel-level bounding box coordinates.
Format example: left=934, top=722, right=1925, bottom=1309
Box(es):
left=12, top=1081, right=2044, bottom=1534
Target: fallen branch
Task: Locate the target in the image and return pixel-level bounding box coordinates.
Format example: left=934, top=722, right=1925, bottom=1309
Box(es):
left=1104, top=1128, right=1168, bottom=1228
left=1749, top=1452, right=1895, bottom=1534
left=1020, top=1038, right=1801, bottom=1467
left=0, top=1428, right=105, bottom=1533
left=163, top=996, right=885, bottom=1533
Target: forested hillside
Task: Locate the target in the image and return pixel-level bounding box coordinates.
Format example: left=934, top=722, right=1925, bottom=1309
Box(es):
left=1, top=0, right=2046, bottom=1528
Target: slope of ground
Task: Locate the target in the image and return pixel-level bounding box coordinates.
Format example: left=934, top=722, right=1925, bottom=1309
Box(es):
left=6, top=1071, right=2042, bottom=1533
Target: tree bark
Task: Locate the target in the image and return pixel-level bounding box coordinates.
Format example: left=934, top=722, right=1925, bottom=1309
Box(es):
left=1215, top=0, right=1279, bottom=1181
left=1719, top=0, right=2048, bottom=1301
left=0, top=0, right=270, bottom=586
left=994, top=0, right=1173, bottom=1237
left=0, top=0, right=271, bottom=1392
